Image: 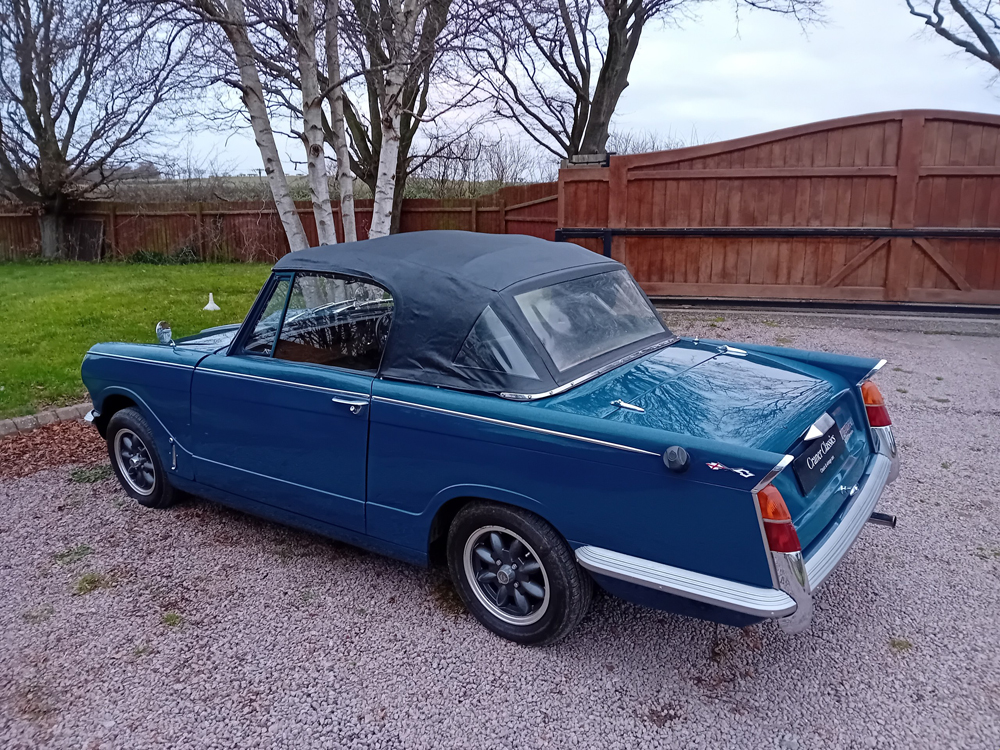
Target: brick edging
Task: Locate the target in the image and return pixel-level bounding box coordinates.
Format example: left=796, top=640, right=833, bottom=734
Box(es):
left=0, top=402, right=93, bottom=439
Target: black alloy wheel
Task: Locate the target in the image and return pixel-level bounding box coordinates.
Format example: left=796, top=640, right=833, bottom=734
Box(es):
left=106, top=407, right=176, bottom=509
left=447, top=501, right=592, bottom=645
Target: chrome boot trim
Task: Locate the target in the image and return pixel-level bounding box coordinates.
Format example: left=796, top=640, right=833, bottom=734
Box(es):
left=871, top=425, right=899, bottom=484
left=774, top=551, right=813, bottom=634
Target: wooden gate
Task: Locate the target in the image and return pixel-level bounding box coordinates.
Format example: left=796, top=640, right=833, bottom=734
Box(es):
left=557, top=110, right=1000, bottom=305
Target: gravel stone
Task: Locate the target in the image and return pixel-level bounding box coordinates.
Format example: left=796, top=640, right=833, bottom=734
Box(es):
left=1, top=310, right=999, bottom=749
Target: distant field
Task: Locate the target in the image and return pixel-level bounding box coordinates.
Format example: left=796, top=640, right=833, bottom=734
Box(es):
left=0, top=262, right=271, bottom=419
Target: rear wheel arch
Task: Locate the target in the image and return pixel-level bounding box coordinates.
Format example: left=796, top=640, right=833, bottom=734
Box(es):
left=425, top=488, right=554, bottom=567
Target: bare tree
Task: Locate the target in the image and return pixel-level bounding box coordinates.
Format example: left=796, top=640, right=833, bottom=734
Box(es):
left=248, top=0, right=355, bottom=245
left=907, top=0, right=1000, bottom=75
left=340, top=0, right=458, bottom=235
left=484, top=138, right=538, bottom=184
left=0, top=0, right=198, bottom=257
left=322, top=0, right=357, bottom=241
left=295, top=0, right=338, bottom=245
left=606, top=128, right=686, bottom=154
left=183, top=0, right=312, bottom=250
left=465, top=0, right=822, bottom=160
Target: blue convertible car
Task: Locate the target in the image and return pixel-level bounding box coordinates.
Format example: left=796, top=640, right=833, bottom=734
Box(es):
left=83, top=231, right=899, bottom=644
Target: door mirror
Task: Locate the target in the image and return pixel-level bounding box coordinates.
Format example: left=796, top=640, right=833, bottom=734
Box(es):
left=156, top=321, right=175, bottom=347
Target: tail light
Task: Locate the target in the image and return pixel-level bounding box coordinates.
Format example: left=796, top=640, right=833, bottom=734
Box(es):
left=756, top=484, right=801, bottom=553
left=861, top=380, right=891, bottom=427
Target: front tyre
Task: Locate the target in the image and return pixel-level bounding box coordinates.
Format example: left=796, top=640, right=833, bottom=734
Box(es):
left=106, top=407, right=176, bottom=509
left=447, top=501, right=592, bottom=645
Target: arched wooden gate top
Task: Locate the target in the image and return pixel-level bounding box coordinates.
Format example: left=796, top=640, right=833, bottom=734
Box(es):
left=558, top=109, right=1000, bottom=305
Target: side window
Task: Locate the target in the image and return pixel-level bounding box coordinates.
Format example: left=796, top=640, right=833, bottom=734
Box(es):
left=243, top=277, right=291, bottom=355
left=273, top=272, right=393, bottom=371
left=455, top=306, right=538, bottom=379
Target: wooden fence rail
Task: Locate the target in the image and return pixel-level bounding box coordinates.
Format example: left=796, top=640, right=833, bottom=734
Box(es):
left=557, top=109, right=1000, bottom=305
left=0, top=183, right=559, bottom=262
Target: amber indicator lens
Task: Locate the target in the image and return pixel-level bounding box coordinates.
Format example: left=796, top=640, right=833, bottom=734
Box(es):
left=757, top=485, right=801, bottom=553
left=757, top=484, right=791, bottom=521
left=861, top=380, right=891, bottom=427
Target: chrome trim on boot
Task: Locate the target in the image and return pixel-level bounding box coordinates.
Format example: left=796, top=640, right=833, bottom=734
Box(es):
left=774, top=551, right=812, bottom=634
left=871, top=425, right=899, bottom=484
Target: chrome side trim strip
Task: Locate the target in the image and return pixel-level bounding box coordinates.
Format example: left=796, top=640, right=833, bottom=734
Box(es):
left=198, top=368, right=370, bottom=401
left=87, top=352, right=196, bottom=370
left=576, top=546, right=797, bottom=618
left=499, top=337, right=678, bottom=401
left=859, top=358, right=888, bottom=384
left=751, top=453, right=794, bottom=588
left=372, top=396, right=660, bottom=456
left=804, top=452, right=891, bottom=590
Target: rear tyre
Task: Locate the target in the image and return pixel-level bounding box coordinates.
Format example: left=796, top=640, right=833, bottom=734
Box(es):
left=106, top=407, right=176, bottom=509
left=447, top=501, right=592, bottom=645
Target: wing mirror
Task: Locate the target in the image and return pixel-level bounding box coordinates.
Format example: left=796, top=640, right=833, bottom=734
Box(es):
left=155, top=321, right=175, bottom=347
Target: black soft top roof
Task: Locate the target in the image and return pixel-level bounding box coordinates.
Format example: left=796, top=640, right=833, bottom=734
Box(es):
left=273, top=230, right=617, bottom=290
left=272, top=231, right=638, bottom=395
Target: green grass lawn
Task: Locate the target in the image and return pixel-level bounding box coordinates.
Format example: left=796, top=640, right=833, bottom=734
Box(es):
left=0, top=262, right=271, bottom=419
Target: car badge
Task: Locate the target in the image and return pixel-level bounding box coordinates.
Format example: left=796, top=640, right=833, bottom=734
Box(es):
left=706, top=462, right=755, bottom=478
left=839, top=419, right=855, bottom=441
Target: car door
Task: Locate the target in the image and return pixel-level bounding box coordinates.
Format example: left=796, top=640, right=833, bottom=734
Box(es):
left=189, top=272, right=394, bottom=533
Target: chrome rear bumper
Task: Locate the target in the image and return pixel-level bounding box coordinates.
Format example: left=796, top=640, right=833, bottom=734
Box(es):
left=575, top=546, right=797, bottom=619
left=575, top=425, right=900, bottom=632
left=773, top=424, right=898, bottom=633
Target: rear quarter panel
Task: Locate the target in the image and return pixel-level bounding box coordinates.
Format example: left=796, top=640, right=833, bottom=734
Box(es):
left=367, top=379, right=782, bottom=588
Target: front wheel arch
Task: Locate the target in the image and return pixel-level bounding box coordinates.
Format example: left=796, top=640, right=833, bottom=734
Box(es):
left=93, top=393, right=138, bottom=437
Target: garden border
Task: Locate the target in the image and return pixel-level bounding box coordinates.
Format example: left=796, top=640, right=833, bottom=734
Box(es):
left=0, top=402, right=93, bottom=439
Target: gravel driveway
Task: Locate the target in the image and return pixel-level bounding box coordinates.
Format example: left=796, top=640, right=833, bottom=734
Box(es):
left=2, top=311, right=999, bottom=750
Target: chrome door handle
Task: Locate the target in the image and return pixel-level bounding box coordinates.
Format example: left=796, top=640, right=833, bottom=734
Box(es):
left=331, top=395, right=369, bottom=415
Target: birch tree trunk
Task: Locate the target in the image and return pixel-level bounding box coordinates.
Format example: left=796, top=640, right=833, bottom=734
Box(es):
left=220, top=0, right=310, bottom=251
left=297, top=0, right=338, bottom=246
left=368, top=0, right=421, bottom=239
left=368, top=74, right=403, bottom=239
left=323, top=0, right=358, bottom=242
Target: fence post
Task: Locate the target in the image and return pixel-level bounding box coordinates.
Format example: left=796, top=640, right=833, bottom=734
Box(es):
left=470, top=200, right=477, bottom=232
left=196, top=202, right=206, bottom=259
left=886, top=114, right=924, bottom=301
left=608, top=155, right=627, bottom=263
left=106, top=203, right=117, bottom=260
left=556, top=170, right=566, bottom=230
left=499, top=197, right=506, bottom=234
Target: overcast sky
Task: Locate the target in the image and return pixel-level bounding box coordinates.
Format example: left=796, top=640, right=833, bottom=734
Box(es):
left=195, top=0, right=1000, bottom=174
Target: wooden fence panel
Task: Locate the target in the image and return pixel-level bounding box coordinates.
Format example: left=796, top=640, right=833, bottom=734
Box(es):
left=0, top=183, right=558, bottom=262
left=558, top=109, right=1000, bottom=305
